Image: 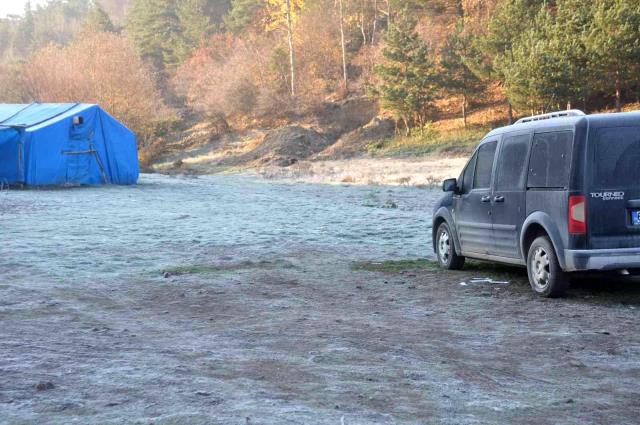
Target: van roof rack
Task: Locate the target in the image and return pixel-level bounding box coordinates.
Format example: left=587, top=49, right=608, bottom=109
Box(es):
left=514, top=109, right=585, bottom=124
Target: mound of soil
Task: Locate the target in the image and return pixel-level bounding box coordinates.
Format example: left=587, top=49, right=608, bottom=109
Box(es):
left=148, top=96, right=382, bottom=172
left=317, top=117, right=395, bottom=159
left=315, top=97, right=379, bottom=138
left=245, top=125, right=333, bottom=167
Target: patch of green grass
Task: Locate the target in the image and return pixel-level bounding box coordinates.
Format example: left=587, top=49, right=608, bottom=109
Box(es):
left=367, top=126, right=488, bottom=157
left=351, top=259, right=439, bottom=273
left=351, top=258, right=525, bottom=280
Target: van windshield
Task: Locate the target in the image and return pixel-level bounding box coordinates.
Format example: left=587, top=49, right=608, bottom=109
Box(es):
left=593, top=127, right=640, bottom=188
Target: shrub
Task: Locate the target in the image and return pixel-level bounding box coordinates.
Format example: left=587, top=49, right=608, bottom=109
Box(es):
left=16, top=30, right=174, bottom=143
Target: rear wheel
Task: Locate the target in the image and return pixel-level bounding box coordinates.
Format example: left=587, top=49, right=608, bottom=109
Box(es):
left=436, top=222, right=465, bottom=270
left=527, top=236, right=569, bottom=297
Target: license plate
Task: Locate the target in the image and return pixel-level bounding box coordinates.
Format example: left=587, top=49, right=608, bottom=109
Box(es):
left=633, top=210, right=640, bottom=226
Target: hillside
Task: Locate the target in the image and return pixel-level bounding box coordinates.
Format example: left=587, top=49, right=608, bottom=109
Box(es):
left=145, top=87, right=510, bottom=185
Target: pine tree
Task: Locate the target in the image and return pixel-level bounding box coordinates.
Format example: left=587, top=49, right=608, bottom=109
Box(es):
left=440, top=21, right=483, bottom=128
left=499, top=6, right=556, bottom=113
left=176, top=0, right=214, bottom=61
left=85, top=1, right=116, bottom=32
left=0, top=21, right=11, bottom=60
left=14, top=1, right=35, bottom=56
left=497, top=1, right=593, bottom=113
left=475, top=0, right=547, bottom=121
left=224, top=0, right=265, bottom=33
left=127, top=0, right=182, bottom=70
left=551, top=0, right=592, bottom=110
left=374, top=12, right=439, bottom=134
left=587, top=0, right=640, bottom=112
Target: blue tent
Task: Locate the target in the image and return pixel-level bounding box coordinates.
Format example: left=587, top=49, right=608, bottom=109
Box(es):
left=0, top=103, right=139, bottom=186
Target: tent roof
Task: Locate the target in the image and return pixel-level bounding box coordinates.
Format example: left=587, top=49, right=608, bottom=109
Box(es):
left=0, top=103, right=94, bottom=129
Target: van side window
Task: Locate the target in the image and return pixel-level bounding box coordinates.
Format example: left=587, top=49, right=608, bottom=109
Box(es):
left=473, top=141, right=497, bottom=189
left=460, top=152, right=477, bottom=194
left=495, top=134, right=530, bottom=191
left=527, top=131, right=573, bottom=188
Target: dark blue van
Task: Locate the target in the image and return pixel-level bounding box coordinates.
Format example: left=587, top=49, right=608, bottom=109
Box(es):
left=432, top=110, right=640, bottom=297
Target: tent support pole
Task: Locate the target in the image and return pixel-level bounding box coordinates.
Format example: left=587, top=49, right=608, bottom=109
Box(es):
left=90, top=144, right=110, bottom=184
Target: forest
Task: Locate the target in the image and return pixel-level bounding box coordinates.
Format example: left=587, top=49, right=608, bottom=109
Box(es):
left=1, top=0, right=640, bottom=161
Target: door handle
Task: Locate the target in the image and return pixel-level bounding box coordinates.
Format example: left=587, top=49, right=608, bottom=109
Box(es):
left=494, top=195, right=505, bottom=203
left=481, top=195, right=491, bottom=203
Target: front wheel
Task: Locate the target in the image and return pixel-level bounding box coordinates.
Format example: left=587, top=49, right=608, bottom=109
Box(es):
left=436, top=222, right=465, bottom=270
left=526, top=236, right=569, bottom=297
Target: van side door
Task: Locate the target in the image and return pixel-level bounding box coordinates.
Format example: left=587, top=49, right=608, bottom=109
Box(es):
left=491, top=133, right=532, bottom=259
left=454, top=139, right=498, bottom=255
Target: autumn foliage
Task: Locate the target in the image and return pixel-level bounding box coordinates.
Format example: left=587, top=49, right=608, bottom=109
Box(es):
left=4, top=31, right=172, bottom=143
left=172, top=5, right=345, bottom=126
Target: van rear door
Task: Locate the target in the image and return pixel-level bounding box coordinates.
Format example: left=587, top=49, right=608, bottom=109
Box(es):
left=588, top=126, right=640, bottom=249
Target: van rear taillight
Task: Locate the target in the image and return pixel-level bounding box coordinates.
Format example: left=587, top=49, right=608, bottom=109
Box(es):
left=569, top=195, right=587, bottom=234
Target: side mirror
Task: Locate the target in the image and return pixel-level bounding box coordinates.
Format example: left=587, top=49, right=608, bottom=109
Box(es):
left=442, top=178, right=458, bottom=193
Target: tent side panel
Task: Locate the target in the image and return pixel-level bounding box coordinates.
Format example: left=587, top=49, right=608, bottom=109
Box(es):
left=98, top=109, right=139, bottom=185
left=24, top=125, right=69, bottom=186
left=0, top=128, right=22, bottom=184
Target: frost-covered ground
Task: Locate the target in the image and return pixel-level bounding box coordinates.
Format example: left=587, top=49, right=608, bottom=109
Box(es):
left=0, top=174, right=435, bottom=286
left=1, top=174, right=640, bottom=424
left=256, top=157, right=468, bottom=187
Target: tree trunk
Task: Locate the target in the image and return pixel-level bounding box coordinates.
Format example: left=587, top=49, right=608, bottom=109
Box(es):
left=507, top=101, right=513, bottom=125
left=386, top=0, right=390, bottom=27
left=339, top=0, right=348, bottom=93
left=462, top=93, right=467, bottom=129
left=360, top=0, right=367, bottom=45
left=615, top=76, right=622, bottom=112
left=285, top=0, right=296, bottom=99
left=371, top=0, right=378, bottom=44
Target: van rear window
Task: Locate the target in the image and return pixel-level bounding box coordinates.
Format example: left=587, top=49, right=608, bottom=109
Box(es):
left=527, top=131, right=573, bottom=189
left=593, top=127, right=640, bottom=188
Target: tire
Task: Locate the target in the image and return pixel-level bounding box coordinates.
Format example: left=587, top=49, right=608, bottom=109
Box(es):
left=436, top=222, right=465, bottom=270
left=526, top=236, right=569, bottom=297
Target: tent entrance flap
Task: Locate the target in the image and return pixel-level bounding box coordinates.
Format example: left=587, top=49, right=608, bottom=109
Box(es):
left=62, top=143, right=109, bottom=184
left=64, top=138, right=91, bottom=184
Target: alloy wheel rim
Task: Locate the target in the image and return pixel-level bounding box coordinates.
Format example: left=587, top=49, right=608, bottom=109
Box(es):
left=531, top=247, right=550, bottom=290
left=438, top=230, right=451, bottom=264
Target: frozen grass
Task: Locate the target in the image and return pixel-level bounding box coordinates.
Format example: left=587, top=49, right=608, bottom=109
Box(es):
left=3, top=173, right=640, bottom=424
left=351, top=259, right=439, bottom=272
left=367, top=126, right=489, bottom=157
left=161, top=259, right=295, bottom=276
left=161, top=264, right=244, bottom=276
left=258, top=157, right=467, bottom=186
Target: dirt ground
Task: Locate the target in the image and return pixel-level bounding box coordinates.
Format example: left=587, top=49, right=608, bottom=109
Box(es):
left=2, top=255, right=639, bottom=425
